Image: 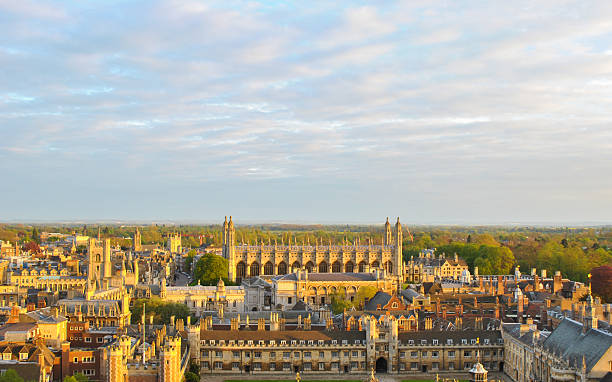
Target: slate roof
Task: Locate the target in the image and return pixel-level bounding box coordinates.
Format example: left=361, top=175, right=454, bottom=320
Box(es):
left=364, top=291, right=392, bottom=311
left=542, top=318, right=612, bottom=372
left=200, top=329, right=366, bottom=342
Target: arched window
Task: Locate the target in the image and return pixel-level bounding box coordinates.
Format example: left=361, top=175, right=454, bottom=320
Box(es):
left=291, top=261, right=301, bottom=272
left=305, top=261, right=314, bottom=272
left=345, top=261, right=354, bottom=273
left=384, top=261, right=393, bottom=274
left=318, top=261, right=328, bottom=273
left=250, top=262, right=260, bottom=277
left=263, top=262, right=274, bottom=275
left=277, top=262, right=287, bottom=275
left=358, top=261, right=367, bottom=272
left=332, top=261, right=342, bottom=273
left=371, top=260, right=380, bottom=269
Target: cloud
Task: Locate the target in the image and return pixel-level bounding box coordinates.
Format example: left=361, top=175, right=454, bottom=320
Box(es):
left=1, top=0, right=612, bottom=223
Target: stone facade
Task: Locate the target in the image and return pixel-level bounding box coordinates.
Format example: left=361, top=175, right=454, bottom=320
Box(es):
left=223, top=217, right=404, bottom=283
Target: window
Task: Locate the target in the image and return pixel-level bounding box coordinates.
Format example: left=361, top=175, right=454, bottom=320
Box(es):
left=484, top=338, right=490, bottom=345
left=432, top=351, right=438, bottom=358
left=283, top=352, right=290, bottom=359
left=331, top=362, right=339, bottom=370
left=464, top=351, right=471, bottom=357
left=85, top=337, right=91, bottom=343
left=411, top=351, right=418, bottom=358
left=332, top=351, right=339, bottom=358
left=432, top=362, right=439, bottom=370
left=232, top=362, right=239, bottom=369
left=448, top=363, right=455, bottom=370
left=304, top=362, right=312, bottom=371
left=202, top=351, right=209, bottom=357
left=283, top=362, right=291, bottom=371
left=19, top=353, right=28, bottom=360
left=343, top=351, right=349, bottom=357
left=270, top=362, right=276, bottom=370
left=471, top=339, right=477, bottom=345
left=214, top=361, right=223, bottom=369
left=318, top=362, right=325, bottom=371
left=270, top=352, right=276, bottom=359
left=215, top=351, right=222, bottom=358
left=448, top=351, right=455, bottom=358
left=294, top=352, right=300, bottom=358
left=82, top=370, right=95, bottom=376
left=319, top=352, right=325, bottom=358
left=461, top=339, right=467, bottom=345
left=447, top=339, right=453, bottom=345
left=288, top=297, right=292, bottom=304
left=253, top=362, right=261, bottom=370
left=202, top=362, right=210, bottom=369
left=411, top=362, right=418, bottom=370
left=254, top=352, right=261, bottom=358
left=233, top=351, right=239, bottom=358
left=352, top=351, right=358, bottom=357
left=73, top=357, right=78, bottom=363
left=421, top=339, right=427, bottom=345
left=304, top=352, right=311, bottom=358
left=464, top=362, right=471, bottom=369
left=422, top=351, right=428, bottom=357
left=97, top=337, right=103, bottom=343
left=433, top=339, right=438, bottom=345
left=408, top=340, right=414, bottom=345
left=82, top=356, right=95, bottom=363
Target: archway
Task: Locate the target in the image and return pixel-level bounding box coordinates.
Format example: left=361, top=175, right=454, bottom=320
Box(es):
left=277, top=262, right=288, bottom=275
left=264, top=262, right=274, bottom=275
left=371, top=260, right=380, bottom=269
left=375, top=358, right=387, bottom=373
left=318, top=261, right=328, bottom=273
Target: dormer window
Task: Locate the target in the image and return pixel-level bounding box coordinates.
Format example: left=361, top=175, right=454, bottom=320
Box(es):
left=332, top=340, right=337, bottom=344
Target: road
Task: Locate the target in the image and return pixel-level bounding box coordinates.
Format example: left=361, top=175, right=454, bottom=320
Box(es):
left=173, top=271, right=191, bottom=286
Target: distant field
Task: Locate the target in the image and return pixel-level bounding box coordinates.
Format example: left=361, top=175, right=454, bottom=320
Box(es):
left=401, top=380, right=469, bottom=382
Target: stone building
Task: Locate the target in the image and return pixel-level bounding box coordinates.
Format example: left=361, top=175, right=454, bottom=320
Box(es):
left=222, top=216, right=404, bottom=283
left=193, top=313, right=504, bottom=376
left=405, top=250, right=469, bottom=283
left=272, top=269, right=396, bottom=308
left=161, top=279, right=246, bottom=315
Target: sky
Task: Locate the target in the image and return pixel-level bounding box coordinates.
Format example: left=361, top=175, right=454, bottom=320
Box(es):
left=1, top=0, right=612, bottom=225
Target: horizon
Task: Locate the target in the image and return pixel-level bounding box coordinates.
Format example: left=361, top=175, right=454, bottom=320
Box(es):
left=2, top=1, right=612, bottom=222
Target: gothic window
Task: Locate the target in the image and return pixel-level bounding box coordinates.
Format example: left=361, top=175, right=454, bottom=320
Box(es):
left=250, top=262, right=260, bottom=277
left=263, top=262, right=274, bottom=275
left=277, top=262, right=287, bottom=275
left=305, top=261, right=314, bottom=272
left=318, top=261, right=328, bottom=273
left=371, top=260, right=380, bottom=268
left=236, top=262, right=246, bottom=281
left=384, top=261, right=393, bottom=273
left=345, top=261, right=354, bottom=273
left=291, top=261, right=301, bottom=272
left=332, top=261, right=342, bottom=273
left=358, top=261, right=367, bottom=272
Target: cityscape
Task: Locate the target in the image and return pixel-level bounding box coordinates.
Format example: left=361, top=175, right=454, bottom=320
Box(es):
left=1, top=1, right=612, bottom=382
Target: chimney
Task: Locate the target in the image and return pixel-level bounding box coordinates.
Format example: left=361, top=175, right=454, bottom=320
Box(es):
left=304, top=314, right=312, bottom=330
left=541, top=269, right=547, bottom=278
left=326, top=318, right=333, bottom=330
left=257, top=318, right=265, bottom=331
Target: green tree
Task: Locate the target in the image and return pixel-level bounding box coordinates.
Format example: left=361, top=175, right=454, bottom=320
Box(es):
left=31, top=227, right=40, bottom=244
left=184, top=250, right=196, bottom=273
left=131, top=298, right=191, bottom=324
left=193, top=253, right=230, bottom=285
left=184, top=372, right=199, bottom=382
left=0, top=370, right=24, bottom=382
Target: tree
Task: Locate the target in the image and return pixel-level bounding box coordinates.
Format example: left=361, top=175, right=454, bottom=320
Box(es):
left=184, top=250, right=196, bottom=273
left=193, top=253, right=230, bottom=285
left=31, top=227, right=40, bottom=244
left=353, top=286, right=378, bottom=309
left=131, top=298, right=191, bottom=324
left=24, top=241, right=40, bottom=254
left=0, top=370, right=24, bottom=382
left=591, top=265, right=612, bottom=303
left=184, top=372, right=199, bottom=382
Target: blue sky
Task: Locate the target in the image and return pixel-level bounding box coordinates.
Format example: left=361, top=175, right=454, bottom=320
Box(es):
left=1, top=0, right=612, bottom=224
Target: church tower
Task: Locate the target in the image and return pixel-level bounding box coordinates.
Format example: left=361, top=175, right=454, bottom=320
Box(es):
left=103, top=239, right=112, bottom=280
left=384, top=217, right=392, bottom=246
left=133, top=228, right=142, bottom=252
left=395, top=217, right=403, bottom=277
left=225, top=217, right=236, bottom=282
